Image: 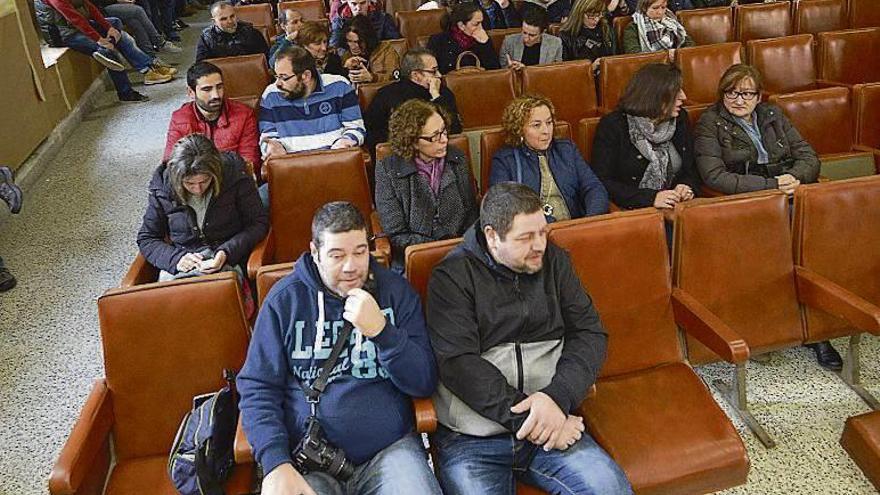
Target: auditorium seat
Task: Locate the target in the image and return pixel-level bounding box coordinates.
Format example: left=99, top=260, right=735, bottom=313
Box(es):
left=254, top=261, right=294, bottom=305
left=382, top=38, right=408, bottom=61
left=49, top=273, right=253, bottom=495
left=841, top=411, right=880, bottom=490
left=854, top=83, right=880, bottom=160
left=278, top=0, right=326, bottom=20
left=550, top=210, right=749, bottom=494
left=444, top=69, right=517, bottom=130
left=769, top=87, right=878, bottom=180
left=848, top=0, right=880, bottom=29
left=678, top=6, right=735, bottom=46
left=488, top=27, right=520, bottom=55
left=479, top=121, right=571, bottom=195
left=375, top=134, right=470, bottom=163
left=384, top=0, right=421, bottom=16
left=794, top=0, right=848, bottom=37
left=396, top=9, right=445, bottom=48
left=817, top=27, right=880, bottom=87
left=207, top=54, right=271, bottom=109
left=613, top=15, right=631, bottom=49
left=792, top=176, right=880, bottom=408
left=246, top=148, right=390, bottom=279
left=746, top=34, right=818, bottom=95
left=357, top=80, right=391, bottom=112
left=735, top=1, right=793, bottom=42
left=521, top=60, right=600, bottom=129
left=598, top=52, right=668, bottom=114
left=683, top=103, right=711, bottom=129
left=675, top=42, right=743, bottom=105
left=672, top=191, right=803, bottom=447
left=234, top=3, right=275, bottom=41
left=576, top=116, right=600, bottom=163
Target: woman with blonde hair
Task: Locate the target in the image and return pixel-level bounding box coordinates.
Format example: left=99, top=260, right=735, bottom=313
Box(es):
left=375, top=99, right=478, bottom=271
left=559, top=0, right=617, bottom=63
left=623, top=0, right=693, bottom=55
left=490, top=95, right=608, bottom=221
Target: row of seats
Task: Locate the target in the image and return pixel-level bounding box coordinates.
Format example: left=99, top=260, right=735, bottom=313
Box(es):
left=235, top=0, right=327, bottom=41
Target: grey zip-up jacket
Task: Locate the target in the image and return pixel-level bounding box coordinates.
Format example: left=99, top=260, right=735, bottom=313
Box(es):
left=426, top=223, right=607, bottom=436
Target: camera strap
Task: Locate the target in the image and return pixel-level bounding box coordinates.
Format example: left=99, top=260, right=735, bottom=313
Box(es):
left=305, top=320, right=355, bottom=414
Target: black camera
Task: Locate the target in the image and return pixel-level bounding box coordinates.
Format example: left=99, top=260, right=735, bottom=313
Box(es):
left=292, top=417, right=354, bottom=481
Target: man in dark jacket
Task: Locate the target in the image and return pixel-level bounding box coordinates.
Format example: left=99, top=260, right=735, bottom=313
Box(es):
left=481, top=0, right=521, bottom=30
left=427, top=183, right=632, bottom=495
left=329, top=0, right=400, bottom=47
left=195, top=0, right=269, bottom=61
left=364, top=48, right=463, bottom=154
left=237, top=201, right=441, bottom=495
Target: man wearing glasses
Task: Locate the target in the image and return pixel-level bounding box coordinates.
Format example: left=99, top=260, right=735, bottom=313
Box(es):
left=364, top=48, right=463, bottom=155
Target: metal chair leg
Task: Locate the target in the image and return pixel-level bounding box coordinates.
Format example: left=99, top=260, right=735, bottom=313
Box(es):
left=838, top=334, right=880, bottom=410
left=714, top=363, right=777, bottom=448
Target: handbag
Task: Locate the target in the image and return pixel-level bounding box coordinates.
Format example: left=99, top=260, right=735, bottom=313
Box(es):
left=449, top=51, right=484, bottom=75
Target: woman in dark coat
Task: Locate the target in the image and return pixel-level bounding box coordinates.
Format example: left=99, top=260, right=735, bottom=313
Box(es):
left=137, top=133, right=268, bottom=280
left=491, top=94, right=609, bottom=221
left=592, top=63, right=701, bottom=209
left=375, top=99, right=479, bottom=271
left=559, top=0, right=617, bottom=63
left=427, top=2, right=501, bottom=74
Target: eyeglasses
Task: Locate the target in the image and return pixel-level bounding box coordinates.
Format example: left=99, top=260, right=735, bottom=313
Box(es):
left=418, top=128, right=448, bottom=143
left=584, top=12, right=603, bottom=19
left=415, top=67, right=441, bottom=77
left=723, top=90, right=759, bottom=101
left=274, top=72, right=298, bottom=82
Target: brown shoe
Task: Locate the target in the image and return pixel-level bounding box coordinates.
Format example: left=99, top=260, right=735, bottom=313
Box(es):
left=153, top=63, right=178, bottom=76
left=143, top=67, right=173, bottom=85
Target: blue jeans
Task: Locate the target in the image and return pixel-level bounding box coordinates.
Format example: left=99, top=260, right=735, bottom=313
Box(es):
left=433, top=426, right=633, bottom=495
left=300, top=433, right=442, bottom=495
left=63, top=18, right=154, bottom=97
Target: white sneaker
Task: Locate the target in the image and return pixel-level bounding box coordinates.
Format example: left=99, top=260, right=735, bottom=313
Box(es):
left=92, top=50, right=126, bottom=71
left=161, top=41, right=183, bottom=53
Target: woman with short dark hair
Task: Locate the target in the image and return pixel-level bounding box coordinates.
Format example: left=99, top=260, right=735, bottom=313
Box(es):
left=591, top=63, right=701, bottom=209
left=428, top=2, right=501, bottom=74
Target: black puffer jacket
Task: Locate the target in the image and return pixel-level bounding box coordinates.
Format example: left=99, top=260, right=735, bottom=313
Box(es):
left=427, top=31, right=501, bottom=74
left=195, top=21, right=269, bottom=62
left=137, top=153, right=268, bottom=273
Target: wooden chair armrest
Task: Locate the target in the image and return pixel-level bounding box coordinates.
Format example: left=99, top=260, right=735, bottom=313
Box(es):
left=234, top=416, right=254, bottom=464
left=49, top=380, right=114, bottom=495
left=247, top=233, right=273, bottom=281
left=413, top=397, right=437, bottom=433
left=119, top=253, right=158, bottom=288
left=672, top=288, right=750, bottom=363
left=795, top=266, right=880, bottom=334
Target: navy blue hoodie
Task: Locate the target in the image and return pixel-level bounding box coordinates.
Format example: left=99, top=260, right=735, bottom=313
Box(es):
left=237, top=253, right=437, bottom=475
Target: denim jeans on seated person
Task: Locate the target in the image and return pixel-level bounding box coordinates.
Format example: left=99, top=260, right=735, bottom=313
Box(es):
left=433, top=425, right=633, bottom=495
left=298, top=433, right=442, bottom=495
left=63, top=17, right=154, bottom=97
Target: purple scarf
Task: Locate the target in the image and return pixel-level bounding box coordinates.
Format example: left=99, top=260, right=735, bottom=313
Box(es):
left=414, top=156, right=446, bottom=195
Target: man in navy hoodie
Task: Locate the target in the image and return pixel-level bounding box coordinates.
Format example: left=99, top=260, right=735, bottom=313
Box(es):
left=237, top=201, right=441, bottom=495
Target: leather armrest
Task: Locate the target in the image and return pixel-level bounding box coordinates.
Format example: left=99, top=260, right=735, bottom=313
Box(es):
left=49, top=379, right=114, bottom=495
left=413, top=397, right=437, bottom=433
left=119, top=253, right=158, bottom=288
left=370, top=211, right=391, bottom=268
left=795, top=266, right=880, bottom=335
left=672, top=288, right=750, bottom=363
left=247, top=233, right=273, bottom=281
left=234, top=416, right=254, bottom=464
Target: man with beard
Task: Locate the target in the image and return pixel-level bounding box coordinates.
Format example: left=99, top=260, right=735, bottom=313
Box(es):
left=259, top=45, right=364, bottom=160
left=165, top=62, right=261, bottom=175
left=426, top=182, right=632, bottom=495
left=195, top=0, right=268, bottom=61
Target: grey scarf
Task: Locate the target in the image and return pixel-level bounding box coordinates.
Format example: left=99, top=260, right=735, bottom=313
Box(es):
left=626, top=114, right=677, bottom=190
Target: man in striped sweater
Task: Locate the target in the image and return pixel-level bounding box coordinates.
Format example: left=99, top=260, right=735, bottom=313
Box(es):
left=259, top=45, right=365, bottom=160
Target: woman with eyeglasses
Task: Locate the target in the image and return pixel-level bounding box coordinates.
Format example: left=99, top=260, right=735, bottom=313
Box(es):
left=375, top=99, right=478, bottom=271
left=694, top=64, right=819, bottom=196
left=339, top=15, right=400, bottom=84
left=559, top=0, right=617, bottom=65
left=490, top=95, right=609, bottom=222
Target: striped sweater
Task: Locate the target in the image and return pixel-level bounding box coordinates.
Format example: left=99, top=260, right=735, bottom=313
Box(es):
left=258, top=74, right=365, bottom=155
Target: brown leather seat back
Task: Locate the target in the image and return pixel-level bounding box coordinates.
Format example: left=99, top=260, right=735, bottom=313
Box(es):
left=358, top=80, right=392, bottom=111
left=278, top=0, right=326, bottom=20
left=598, top=52, right=668, bottom=113
left=521, top=60, right=599, bottom=127
left=684, top=103, right=710, bottom=129
left=747, top=34, right=817, bottom=95
left=676, top=42, right=743, bottom=105
left=576, top=117, right=600, bottom=162
left=818, top=28, right=880, bottom=86
left=792, top=176, right=880, bottom=341
left=489, top=27, right=520, bottom=54
left=98, top=273, right=249, bottom=460
left=794, top=0, right=847, bottom=36
left=266, top=148, right=373, bottom=263
left=549, top=211, right=682, bottom=378
left=383, top=38, right=408, bottom=60
left=445, top=69, right=517, bottom=130
left=404, top=238, right=462, bottom=302
left=848, top=0, right=880, bottom=29
left=256, top=262, right=295, bottom=306
left=208, top=54, right=271, bottom=101
left=672, top=191, right=804, bottom=364
left=769, top=86, right=854, bottom=155
left=396, top=9, right=445, bottom=48
left=735, top=2, right=793, bottom=42
left=235, top=3, right=275, bottom=39
left=375, top=134, right=471, bottom=163
left=479, top=121, right=571, bottom=195
left=613, top=16, right=631, bottom=47
left=678, top=6, right=735, bottom=45
left=385, top=0, right=421, bottom=16
left=855, top=83, right=880, bottom=149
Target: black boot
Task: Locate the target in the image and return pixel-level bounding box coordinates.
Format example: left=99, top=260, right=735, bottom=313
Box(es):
left=0, top=266, right=15, bottom=292
left=806, top=341, right=843, bottom=371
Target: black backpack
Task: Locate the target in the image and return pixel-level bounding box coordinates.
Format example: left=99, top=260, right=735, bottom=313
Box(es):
left=168, top=370, right=239, bottom=495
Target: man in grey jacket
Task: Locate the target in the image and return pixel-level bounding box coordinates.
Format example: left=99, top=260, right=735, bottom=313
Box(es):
left=426, top=182, right=632, bottom=495
left=499, top=8, right=562, bottom=69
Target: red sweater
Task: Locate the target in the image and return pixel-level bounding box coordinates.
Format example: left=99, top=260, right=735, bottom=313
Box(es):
left=45, top=0, right=111, bottom=42
left=165, top=100, right=262, bottom=176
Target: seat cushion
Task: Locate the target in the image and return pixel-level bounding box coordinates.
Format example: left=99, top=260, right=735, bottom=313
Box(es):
left=105, top=455, right=254, bottom=495
left=582, top=363, right=749, bottom=495
left=841, top=411, right=880, bottom=491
